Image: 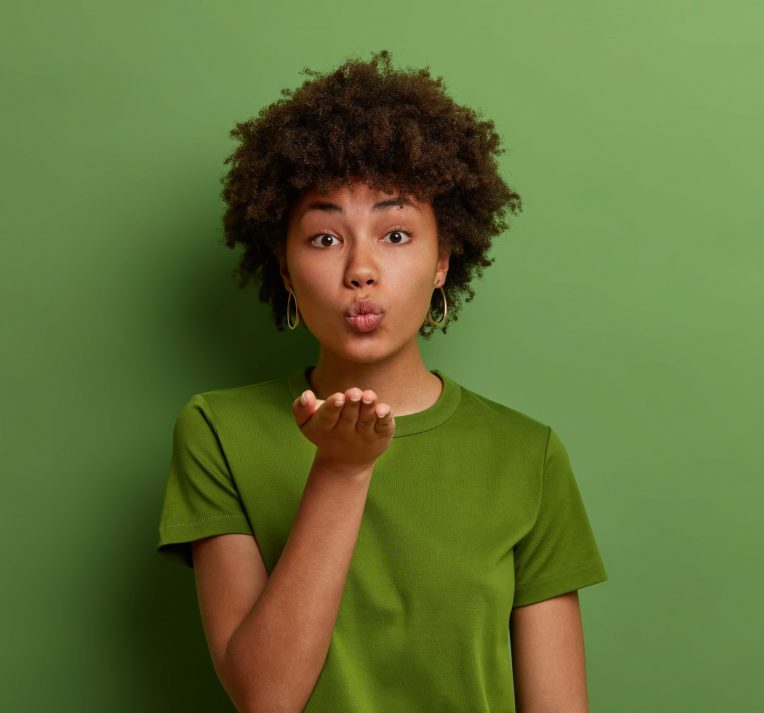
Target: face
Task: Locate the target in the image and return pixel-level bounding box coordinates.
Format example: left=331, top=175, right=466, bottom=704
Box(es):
left=279, top=178, right=450, bottom=364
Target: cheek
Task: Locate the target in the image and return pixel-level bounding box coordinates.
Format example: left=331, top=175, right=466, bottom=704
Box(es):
left=390, top=258, right=436, bottom=294
left=290, top=265, right=342, bottom=334
left=388, top=267, right=437, bottom=323
left=291, top=258, right=332, bottom=297
left=300, top=270, right=327, bottom=294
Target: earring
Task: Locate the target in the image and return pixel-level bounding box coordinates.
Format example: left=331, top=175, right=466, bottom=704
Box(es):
left=426, top=286, right=448, bottom=327
left=286, top=287, right=301, bottom=330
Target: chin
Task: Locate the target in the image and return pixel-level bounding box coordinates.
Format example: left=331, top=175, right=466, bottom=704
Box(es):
left=318, top=334, right=393, bottom=364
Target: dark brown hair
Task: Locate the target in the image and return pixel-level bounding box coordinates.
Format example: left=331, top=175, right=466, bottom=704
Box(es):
left=220, top=49, right=522, bottom=337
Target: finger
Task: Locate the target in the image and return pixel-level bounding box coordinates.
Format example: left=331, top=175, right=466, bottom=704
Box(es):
left=315, top=392, right=345, bottom=429
left=294, top=390, right=317, bottom=428
left=373, top=403, right=395, bottom=434
left=293, top=389, right=316, bottom=412
left=336, top=387, right=362, bottom=430
left=356, top=390, right=378, bottom=432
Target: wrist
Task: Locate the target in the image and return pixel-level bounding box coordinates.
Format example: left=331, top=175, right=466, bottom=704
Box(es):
left=311, top=452, right=375, bottom=481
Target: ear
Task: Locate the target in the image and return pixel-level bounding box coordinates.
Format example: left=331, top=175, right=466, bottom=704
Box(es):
left=275, top=244, right=291, bottom=291
left=434, top=246, right=451, bottom=288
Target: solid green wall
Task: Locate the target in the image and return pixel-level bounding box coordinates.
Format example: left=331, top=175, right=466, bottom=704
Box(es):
left=2, top=1, right=761, bottom=710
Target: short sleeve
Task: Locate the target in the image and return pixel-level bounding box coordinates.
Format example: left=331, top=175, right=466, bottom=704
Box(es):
left=156, top=393, right=254, bottom=568
left=512, top=426, right=608, bottom=607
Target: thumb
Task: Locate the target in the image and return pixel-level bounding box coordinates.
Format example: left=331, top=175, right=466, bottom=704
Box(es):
left=293, top=389, right=318, bottom=427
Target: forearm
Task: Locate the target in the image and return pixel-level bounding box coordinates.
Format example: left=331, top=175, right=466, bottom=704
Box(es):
left=222, top=457, right=373, bottom=713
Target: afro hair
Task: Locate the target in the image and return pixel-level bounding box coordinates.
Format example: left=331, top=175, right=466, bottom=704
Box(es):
left=220, top=49, right=522, bottom=337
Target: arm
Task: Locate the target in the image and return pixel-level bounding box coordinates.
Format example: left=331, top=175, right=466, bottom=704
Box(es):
left=191, top=387, right=394, bottom=713
left=193, top=460, right=372, bottom=713
left=509, top=591, right=590, bottom=713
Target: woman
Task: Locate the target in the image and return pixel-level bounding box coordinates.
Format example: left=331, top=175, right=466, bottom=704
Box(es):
left=156, top=50, right=608, bottom=712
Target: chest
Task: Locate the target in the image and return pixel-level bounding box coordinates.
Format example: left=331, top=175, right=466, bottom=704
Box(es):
left=231, top=425, right=540, bottom=620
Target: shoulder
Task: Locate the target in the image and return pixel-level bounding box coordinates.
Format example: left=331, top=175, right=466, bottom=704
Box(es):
left=195, top=373, right=290, bottom=412
left=448, top=376, right=552, bottom=452
left=175, top=374, right=293, bottom=435
left=459, top=380, right=549, bottom=432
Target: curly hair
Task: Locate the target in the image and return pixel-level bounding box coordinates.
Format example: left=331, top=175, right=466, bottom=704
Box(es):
left=219, top=49, right=522, bottom=337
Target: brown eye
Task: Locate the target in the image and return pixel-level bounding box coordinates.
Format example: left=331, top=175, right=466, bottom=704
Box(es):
left=310, top=233, right=339, bottom=247
left=382, top=229, right=412, bottom=245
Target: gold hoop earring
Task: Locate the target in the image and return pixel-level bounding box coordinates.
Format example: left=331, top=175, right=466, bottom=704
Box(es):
left=426, top=286, right=447, bottom=327
left=286, top=287, right=301, bottom=330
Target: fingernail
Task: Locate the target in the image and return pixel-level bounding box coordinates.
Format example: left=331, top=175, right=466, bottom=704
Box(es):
left=299, top=391, right=308, bottom=406
left=335, top=395, right=345, bottom=406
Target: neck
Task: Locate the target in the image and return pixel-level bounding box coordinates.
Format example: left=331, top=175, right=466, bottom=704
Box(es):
left=308, top=341, right=443, bottom=417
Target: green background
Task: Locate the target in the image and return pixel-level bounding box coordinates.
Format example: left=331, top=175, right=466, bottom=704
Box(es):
left=2, top=1, right=761, bottom=710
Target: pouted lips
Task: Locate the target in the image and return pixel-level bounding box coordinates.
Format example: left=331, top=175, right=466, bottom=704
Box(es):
left=345, top=313, right=384, bottom=333
left=345, top=299, right=384, bottom=333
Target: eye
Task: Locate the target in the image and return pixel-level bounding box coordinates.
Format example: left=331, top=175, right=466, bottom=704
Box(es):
left=309, top=233, right=340, bottom=248
left=382, top=228, right=413, bottom=245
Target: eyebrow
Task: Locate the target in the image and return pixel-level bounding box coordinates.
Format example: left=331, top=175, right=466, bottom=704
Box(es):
left=299, top=195, right=420, bottom=220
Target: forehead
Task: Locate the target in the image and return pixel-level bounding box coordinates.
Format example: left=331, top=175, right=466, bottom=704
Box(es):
left=290, top=179, right=425, bottom=222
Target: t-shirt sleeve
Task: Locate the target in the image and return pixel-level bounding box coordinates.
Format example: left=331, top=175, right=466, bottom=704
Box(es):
left=512, top=426, right=608, bottom=607
left=156, top=393, right=254, bottom=569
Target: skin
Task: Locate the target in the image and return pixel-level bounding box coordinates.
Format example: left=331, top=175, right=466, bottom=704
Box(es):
left=277, top=177, right=451, bottom=420
left=192, top=177, right=590, bottom=711
left=191, top=177, right=452, bottom=712
left=276, top=177, right=592, bottom=711
left=510, top=591, right=591, bottom=712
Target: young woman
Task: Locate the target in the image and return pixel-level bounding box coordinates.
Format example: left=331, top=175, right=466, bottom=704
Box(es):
left=156, top=50, right=608, bottom=713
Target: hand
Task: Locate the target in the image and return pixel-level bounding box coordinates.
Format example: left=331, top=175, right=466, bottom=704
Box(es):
left=292, top=387, right=395, bottom=476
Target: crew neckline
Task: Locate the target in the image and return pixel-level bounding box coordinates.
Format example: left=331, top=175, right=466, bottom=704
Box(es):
left=285, top=365, right=461, bottom=438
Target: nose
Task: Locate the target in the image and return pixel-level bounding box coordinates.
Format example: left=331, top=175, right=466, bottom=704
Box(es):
left=343, top=240, right=378, bottom=289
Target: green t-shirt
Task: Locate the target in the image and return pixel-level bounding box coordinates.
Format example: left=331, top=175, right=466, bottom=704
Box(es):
left=156, top=365, right=608, bottom=711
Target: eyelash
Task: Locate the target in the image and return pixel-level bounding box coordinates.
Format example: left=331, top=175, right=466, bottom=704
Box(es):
left=308, top=227, right=413, bottom=248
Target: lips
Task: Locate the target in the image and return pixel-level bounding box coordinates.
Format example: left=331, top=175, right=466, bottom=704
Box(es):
left=345, top=298, right=384, bottom=333
left=346, top=298, right=384, bottom=317
left=345, top=313, right=384, bottom=333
